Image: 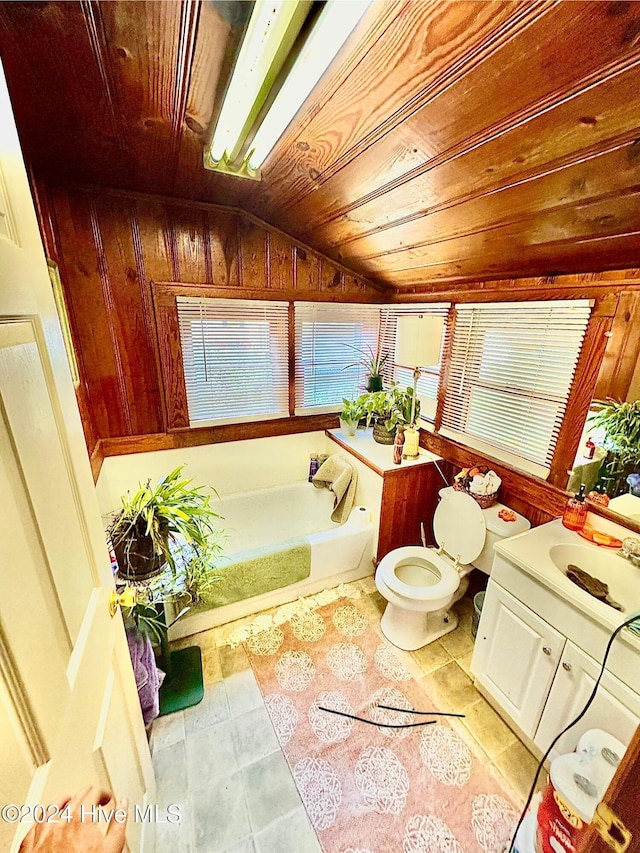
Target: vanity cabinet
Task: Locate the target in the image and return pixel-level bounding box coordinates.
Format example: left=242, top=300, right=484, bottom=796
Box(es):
left=473, top=573, right=640, bottom=758
left=472, top=582, right=565, bottom=738
left=535, top=641, right=640, bottom=758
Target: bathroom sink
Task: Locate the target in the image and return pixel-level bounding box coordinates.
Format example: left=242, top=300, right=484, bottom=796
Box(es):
left=550, top=544, right=640, bottom=614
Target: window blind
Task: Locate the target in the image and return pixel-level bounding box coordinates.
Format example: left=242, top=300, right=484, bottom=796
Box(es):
left=294, top=303, right=381, bottom=413
left=177, top=296, right=289, bottom=426
left=379, top=304, right=450, bottom=422
left=440, top=300, right=592, bottom=473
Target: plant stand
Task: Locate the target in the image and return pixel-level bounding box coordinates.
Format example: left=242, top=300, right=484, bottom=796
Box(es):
left=157, top=607, right=204, bottom=716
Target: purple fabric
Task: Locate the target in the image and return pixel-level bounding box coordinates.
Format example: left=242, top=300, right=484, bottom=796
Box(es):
left=126, top=628, right=162, bottom=725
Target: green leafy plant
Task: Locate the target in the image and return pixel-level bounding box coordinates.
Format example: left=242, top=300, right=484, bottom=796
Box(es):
left=108, top=466, right=226, bottom=641
left=108, top=466, right=222, bottom=577
left=123, top=538, right=226, bottom=642
left=357, top=384, right=420, bottom=432
left=339, top=398, right=366, bottom=423
left=343, top=343, right=389, bottom=391
left=588, top=399, right=640, bottom=465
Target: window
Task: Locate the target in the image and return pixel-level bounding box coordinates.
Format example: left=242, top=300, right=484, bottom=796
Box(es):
left=177, top=296, right=289, bottom=426
left=379, top=304, right=450, bottom=422
left=294, top=303, right=380, bottom=413
left=440, top=300, right=592, bottom=476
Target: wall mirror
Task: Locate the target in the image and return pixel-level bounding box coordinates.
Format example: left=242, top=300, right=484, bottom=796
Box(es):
left=566, top=291, right=640, bottom=528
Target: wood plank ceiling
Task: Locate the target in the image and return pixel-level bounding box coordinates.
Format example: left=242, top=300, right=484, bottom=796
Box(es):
left=1, top=0, right=640, bottom=290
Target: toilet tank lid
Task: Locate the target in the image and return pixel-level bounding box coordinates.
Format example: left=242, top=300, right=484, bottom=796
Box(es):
left=437, top=486, right=531, bottom=537
left=482, top=502, right=531, bottom=537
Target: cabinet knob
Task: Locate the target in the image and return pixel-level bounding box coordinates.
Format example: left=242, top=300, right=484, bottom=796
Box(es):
left=542, top=646, right=551, bottom=656
left=562, top=662, right=572, bottom=671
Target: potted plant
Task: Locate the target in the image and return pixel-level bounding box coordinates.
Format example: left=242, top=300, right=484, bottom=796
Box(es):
left=107, top=465, right=221, bottom=581
left=108, top=466, right=225, bottom=717
left=344, top=343, right=389, bottom=392
left=588, top=399, right=640, bottom=497
left=357, top=384, right=420, bottom=444
left=339, top=398, right=366, bottom=436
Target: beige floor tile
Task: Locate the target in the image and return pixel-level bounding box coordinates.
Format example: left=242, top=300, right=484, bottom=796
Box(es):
left=202, top=646, right=223, bottom=685
left=420, top=661, right=482, bottom=713
left=358, top=574, right=377, bottom=594
left=220, top=644, right=251, bottom=677
left=357, top=594, right=385, bottom=622
left=462, top=698, right=518, bottom=759
left=368, top=590, right=387, bottom=616
left=458, top=650, right=473, bottom=676
left=492, top=740, right=544, bottom=806
left=440, top=625, right=475, bottom=659
left=411, top=640, right=452, bottom=675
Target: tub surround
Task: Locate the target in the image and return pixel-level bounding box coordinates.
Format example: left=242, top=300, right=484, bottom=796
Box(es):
left=327, top=428, right=447, bottom=560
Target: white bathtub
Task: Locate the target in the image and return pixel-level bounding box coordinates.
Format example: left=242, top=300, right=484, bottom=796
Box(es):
left=169, top=480, right=375, bottom=639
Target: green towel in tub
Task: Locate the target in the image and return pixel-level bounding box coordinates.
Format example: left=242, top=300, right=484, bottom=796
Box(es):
left=207, top=537, right=311, bottom=608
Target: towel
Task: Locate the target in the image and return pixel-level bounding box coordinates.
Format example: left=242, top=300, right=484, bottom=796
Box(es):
left=207, top=538, right=311, bottom=608
left=312, top=453, right=357, bottom=523
left=126, top=627, right=163, bottom=725
left=469, top=470, right=501, bottom=496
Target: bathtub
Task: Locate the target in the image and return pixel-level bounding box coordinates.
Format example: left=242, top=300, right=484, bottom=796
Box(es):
left=169, top=480, right=375, bottom=639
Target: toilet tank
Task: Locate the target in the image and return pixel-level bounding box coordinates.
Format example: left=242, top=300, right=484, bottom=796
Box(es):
left=474, top=501, right=530, bottom=574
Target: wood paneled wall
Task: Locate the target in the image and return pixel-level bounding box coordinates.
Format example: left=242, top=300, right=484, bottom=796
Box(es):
left=37, top=182, right=640, bottom=534
left=39, top=184, right=384, bottom=462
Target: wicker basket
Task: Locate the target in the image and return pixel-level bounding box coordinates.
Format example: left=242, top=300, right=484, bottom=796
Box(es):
left=452, top=479, right=499, bottom=508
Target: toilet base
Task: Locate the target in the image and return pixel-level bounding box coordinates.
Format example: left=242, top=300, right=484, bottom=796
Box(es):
left=380, top=602, right=459, bottom=651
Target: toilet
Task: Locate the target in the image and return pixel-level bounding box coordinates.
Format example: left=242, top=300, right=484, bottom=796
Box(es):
left=375, top=486, right=530, bottom=650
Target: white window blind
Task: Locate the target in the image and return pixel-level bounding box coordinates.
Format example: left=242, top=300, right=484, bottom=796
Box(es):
left=177, top=296, right=289, bottom=426
left=379, top=304, right=450, bottom=422
left=440, top=300, right=592, bottom=475
left=294, top=303, right=380, bottom=413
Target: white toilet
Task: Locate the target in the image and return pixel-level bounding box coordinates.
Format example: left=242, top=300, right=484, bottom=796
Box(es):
left=375, top=486, right=530, bottom=650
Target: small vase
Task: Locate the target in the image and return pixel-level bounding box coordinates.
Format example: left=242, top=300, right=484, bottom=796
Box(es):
left=339, top=418, right=358, bottom=437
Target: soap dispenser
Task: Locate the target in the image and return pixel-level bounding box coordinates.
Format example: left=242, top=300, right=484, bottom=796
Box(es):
left=562, top=483, right=588, bottom=531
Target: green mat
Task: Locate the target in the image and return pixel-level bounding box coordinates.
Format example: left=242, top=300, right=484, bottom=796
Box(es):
left=158, top=645, right=204, bottom=716
left=208, top=536, right=311, bottom=608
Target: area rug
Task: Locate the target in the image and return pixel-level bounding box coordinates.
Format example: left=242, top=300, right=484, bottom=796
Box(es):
left=245, top=599, right=519, bottom=853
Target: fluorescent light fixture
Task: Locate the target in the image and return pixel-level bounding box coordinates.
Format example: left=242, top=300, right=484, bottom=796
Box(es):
left=248, top=0, right=373, bottom=172
left=207, top=0, right=312, bottom=171
left=205, top=0, right=372, bottom=179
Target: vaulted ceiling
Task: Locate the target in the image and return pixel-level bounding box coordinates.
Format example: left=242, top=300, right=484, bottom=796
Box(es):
left=1, top=0, right=640, bottom=290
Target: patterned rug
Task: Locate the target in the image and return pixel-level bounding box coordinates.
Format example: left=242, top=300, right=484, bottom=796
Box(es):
left=245, top=599, right=519, bottom=853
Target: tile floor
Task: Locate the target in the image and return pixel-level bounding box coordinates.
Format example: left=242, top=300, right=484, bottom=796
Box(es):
left=149, top=577, right=542, bottom=853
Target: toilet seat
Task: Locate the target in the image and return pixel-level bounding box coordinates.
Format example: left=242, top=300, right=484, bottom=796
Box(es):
left=433, top=489, right=486, bottom=565
left=379, top=547, right=460, bottom=602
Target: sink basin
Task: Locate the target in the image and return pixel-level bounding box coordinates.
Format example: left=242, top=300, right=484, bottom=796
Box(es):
left=550, top=544, right=640, bottom=614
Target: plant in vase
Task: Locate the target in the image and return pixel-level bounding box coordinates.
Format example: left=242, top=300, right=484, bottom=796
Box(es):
left=107, top=465, right=225, bottom=716
left=339, top=398, right=366, bottom=436
left=588, top=399, right=640, bottom=497
left=343, top=343, right=389, bottom=392
left=357, top=384, right=421, bottom=444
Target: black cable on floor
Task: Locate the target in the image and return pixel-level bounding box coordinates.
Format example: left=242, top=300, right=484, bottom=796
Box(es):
left=318, top=706, right=437, bottom=729
left=377, top=704, right=465, bottom=718
left=506, top=612, right=640, bottom=853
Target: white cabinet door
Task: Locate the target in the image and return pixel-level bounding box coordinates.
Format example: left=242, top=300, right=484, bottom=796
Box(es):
left=534, top=640, right=640, bottom=759
left=471, top=581, right=565, bottom=737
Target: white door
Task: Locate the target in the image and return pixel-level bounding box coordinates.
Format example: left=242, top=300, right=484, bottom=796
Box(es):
left=534, top=640, right=640, bottom=759
left=0, top=61, right=154, bottom=852
left=471, top=581, right=565, bottom=737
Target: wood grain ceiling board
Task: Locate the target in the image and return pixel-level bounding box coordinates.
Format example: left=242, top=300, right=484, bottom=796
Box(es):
left=2, top=1, right=640, bottom=288
left=258, top=2, right=640, bottom=241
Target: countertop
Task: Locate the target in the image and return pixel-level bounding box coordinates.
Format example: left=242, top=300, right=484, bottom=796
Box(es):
left=326, top=427, right=442, bottom=476
left=494, top=518, right=640, bottom=650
